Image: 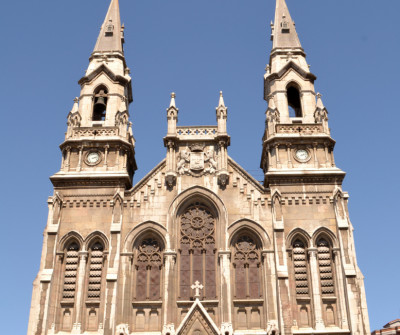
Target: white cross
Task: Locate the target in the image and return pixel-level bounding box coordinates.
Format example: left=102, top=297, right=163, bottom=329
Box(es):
left=191, top=281, right=204, bottom=298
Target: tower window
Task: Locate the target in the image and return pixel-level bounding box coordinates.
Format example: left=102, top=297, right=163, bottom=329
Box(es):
left=93, top=88, right=108, bottom=121
left=287, top=85, right=302, bottom=117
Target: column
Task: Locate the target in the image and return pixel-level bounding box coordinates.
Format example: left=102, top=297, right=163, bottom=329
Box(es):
left=308, top=249, right=325, bottom=330
left=73, top=251, right=88, bottom=333
left=103, top=144, right=109, bottom=169
left=333, top=249, right=349, bottom=329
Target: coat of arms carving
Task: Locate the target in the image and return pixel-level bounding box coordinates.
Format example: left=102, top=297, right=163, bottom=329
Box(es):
left=177, top=145, right=217, bottom=177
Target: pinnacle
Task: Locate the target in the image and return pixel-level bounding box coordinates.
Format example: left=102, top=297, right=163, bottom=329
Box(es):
left=218, top=91, right=226, bottom=108
left=169, top=92, right=177, bottom=108
left=316, top=93, right=325, bottom=109
left=272, top=0, right=302, bottom=49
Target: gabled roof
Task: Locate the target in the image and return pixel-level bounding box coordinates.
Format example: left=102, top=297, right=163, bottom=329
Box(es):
left=265, top=60, right=316, bottom=83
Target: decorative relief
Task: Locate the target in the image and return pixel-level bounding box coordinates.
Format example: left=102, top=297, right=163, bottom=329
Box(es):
left=233, top=236, right=259, bottom=264
left=292, top=240, right=309, bottom=296
left=276, top=124, right=323, bottom=134
left=177, top=127, right=217, bottom=137
left=137, top=238, right=162, bottom=266
left=177, top=145, right=217, bottom=177
left=72, top=127, right=118, bottom=138
left=180, top=205, right=215, bottom=248
left=317, top=239, right=335, bottom=295
left=62, top=243, right=79, bottom=300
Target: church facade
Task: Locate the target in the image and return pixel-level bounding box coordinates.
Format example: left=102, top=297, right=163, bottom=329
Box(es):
left=27, top=1, right=371, bottom=335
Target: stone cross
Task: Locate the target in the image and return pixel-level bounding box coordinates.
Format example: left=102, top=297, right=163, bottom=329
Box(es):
left=191, top=281, right=204, bottom=298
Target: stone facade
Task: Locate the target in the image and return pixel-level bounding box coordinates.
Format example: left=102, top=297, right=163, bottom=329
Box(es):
left=27, top=0, right=371, bottom=335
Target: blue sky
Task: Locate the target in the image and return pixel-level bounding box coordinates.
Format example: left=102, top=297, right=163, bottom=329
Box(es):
left=0, top=0, right=399, bottom=333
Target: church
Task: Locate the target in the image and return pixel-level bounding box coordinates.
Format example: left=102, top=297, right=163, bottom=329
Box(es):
left=27, top=1, right=371, bottom=335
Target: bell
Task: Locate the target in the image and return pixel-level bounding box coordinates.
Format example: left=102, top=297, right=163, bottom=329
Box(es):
left=94, top=96, right=106, bottom=108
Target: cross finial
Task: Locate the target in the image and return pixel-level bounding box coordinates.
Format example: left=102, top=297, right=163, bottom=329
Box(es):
left=191, top=281, right=204, bottom=298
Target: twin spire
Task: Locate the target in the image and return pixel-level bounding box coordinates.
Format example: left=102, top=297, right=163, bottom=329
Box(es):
left=93, top=0, right=124, bottom=54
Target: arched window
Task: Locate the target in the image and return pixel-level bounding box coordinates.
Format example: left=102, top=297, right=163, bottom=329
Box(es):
left=316, top=238, right=335, bottom=296
left=292, top=239, right=310, bottom=297
left=291, top=238, right=312, bottom=327
left=287, top=85, right=302, bottom=117
left=93, top=87, right=108, bottom=121
left=62, top=241, right=80, bottom=301
left=134, top=237, right=163, bottom=301
left=179, top=203, right=216, bottom=300
left=87, top=241, right=105, bottom=300
left=232, top=234, right=261, bottom=299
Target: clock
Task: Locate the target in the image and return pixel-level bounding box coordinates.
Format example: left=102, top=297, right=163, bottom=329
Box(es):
left=295, top=149, right=309, bottom=162
left=86, top=151, right=101, bottom=165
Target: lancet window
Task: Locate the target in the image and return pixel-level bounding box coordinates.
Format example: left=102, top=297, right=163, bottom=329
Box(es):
left=179, top=203, right=216, bottom=300
left=134, top=237, right=163, bottom=301
left=287, top=84, right=302, bottom=117
left=316, top=238, right=335, bottom=296
left=93, top=87, right=108, bottom=121
left=62, top=241, right=80, bottom=301
left=292, top=239, right=310, bottom=296
left=232, top=234, right=261, bottom=299
left=87, top=242, right=105, bottom=300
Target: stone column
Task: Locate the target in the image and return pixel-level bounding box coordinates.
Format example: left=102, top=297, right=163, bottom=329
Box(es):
left=333, top=249, right=349, bottom=329
left=218, top=250, right=232, bottom=325
left=73, top=251, right=88, bottom=333
left=77, top=146, right=83, bottom=172
left=103, top=144, right=109, bottom=168
left=163, top=251, right=177, bottom=327
left=308, top=249, right=325, bottom=330
left=313, top=143, right=318, bottom=168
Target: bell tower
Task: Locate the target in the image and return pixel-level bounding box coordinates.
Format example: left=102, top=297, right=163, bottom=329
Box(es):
left=261, top=0, right=342, bottom=187
left=51, top=0, right=136, bottom=189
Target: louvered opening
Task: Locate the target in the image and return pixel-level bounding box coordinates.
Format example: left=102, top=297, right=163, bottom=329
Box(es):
left=62, top=242, right=79, bottom=300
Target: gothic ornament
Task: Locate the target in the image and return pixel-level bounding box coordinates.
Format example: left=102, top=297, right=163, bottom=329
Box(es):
left=177, top=146, right=218, bottom=177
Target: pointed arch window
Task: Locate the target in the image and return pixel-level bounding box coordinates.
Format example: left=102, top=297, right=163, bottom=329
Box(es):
left=87, top=242, right=105, bottom=300
left=62, top=241, right=80, bottom=301
left=287, top=85, right=302, bottom=117
left=179, top=203, right=216, bottom=300
left=232, top=234, right=262, bottom=299
left=134, top=237, right=163, bottom=301
left=93, top=87, right=108, bottom=121
left=292, top=239, right=310, bottom=297
left=316, top=238, right=335, bottom=296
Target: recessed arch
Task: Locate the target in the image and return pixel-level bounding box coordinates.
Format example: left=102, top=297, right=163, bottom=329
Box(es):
left=58, top=231, right=84, bottom=252
left=228, top=218, right=271, bottom=250
left=286, top=228, right=311, bottom=248
left=123, top=221, right=167, bottom=253
left=286, top=81, right=303, bottom=117
left=311, top=227, right=337, bottom=248
left=85, top=231, right=109, bottom=252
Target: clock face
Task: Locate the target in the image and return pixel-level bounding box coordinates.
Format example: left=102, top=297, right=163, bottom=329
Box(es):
left=295, top=149, right=309, bottom=161
left=87, top=152, right=100, bottom=164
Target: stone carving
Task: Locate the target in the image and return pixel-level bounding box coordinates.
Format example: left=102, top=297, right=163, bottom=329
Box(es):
left=162, top=323, right=176, bottom=335
left=221, top=322, right=233, bottom=335
left=116, top=323, right=129, bottom=335
left=177, top=146, right=218, bottom=177
left=234, top=236, right=259, bottom=264
left=137, top=238, right=162, bottom=266
left=191, top=281, right=204, bottom=298
left=266, top=321, right=279, bottom=335
left=180, top=205, right=215, bottom=248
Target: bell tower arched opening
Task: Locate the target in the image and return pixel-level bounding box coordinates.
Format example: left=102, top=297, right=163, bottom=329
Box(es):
left=93, top=86, right=108, bottom=121
left=287, top=84, right=302, bottom=117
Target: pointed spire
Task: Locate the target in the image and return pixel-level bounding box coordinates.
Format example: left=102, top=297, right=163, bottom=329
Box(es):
left=70, top=97, right=79, bottom=114
left=169, top=92, right=177, bottom=108
left=272, top=0, right=302, bottom=49
left=218, top=91, right=226, bottom=108
left=316, top=93, right=325, bottom=109
left=93, top=0, right=123, bottom=53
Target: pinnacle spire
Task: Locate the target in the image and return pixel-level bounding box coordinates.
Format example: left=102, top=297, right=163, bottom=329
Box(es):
left=218, top=91, right=226, bottom=108
left=272, top=0, right=302, bottom=49
left=93, top=0, right=124, bottom=54
left=316, top=93, right=325, bottom=109
left=169, top=92, right=177, bottom=108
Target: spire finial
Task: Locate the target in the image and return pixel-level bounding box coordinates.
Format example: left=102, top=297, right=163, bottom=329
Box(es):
left=93, top=0, right=124, bottom=54
left=170, top=92, right=176, bottom=108
left=272, top=0, right=302, bottom=49
left=218, top=91, right=226, bottom=108
left=71, top=97, right=79, bottom=113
